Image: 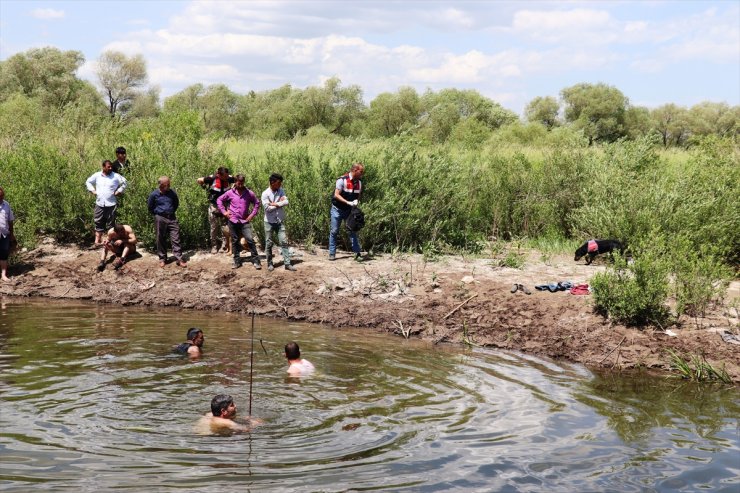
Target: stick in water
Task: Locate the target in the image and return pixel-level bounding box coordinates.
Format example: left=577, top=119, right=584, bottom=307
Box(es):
left=249, top=310, right=255, bottom=416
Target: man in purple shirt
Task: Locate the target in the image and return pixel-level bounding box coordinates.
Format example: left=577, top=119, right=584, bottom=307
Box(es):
left=217, top=174, right=262, bottom=270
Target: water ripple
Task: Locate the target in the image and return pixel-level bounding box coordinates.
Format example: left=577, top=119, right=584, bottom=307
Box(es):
left=0, top=299, right=738, bottom=492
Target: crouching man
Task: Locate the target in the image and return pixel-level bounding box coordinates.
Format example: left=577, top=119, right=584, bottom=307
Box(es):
left=98, top=223, right=136, bottom=271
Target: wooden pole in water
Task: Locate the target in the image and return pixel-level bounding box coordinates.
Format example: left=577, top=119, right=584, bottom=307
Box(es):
left=249, top=310, right=255, bottom=416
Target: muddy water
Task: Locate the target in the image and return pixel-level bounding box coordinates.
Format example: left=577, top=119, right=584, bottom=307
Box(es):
left=0, top=299, right=738, bottom=492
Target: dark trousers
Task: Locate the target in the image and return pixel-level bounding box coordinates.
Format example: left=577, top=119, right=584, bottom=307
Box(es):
left=154, top=214, right=183, bottom=261
left=228, top=221, right=259, bottom=264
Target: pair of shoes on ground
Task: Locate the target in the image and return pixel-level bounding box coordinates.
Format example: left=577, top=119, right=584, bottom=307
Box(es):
left=233, top=259, right=261, bottom=270
left=267, top=262, right=296, bottom=272
left=511, top=283, right=532, bottom=294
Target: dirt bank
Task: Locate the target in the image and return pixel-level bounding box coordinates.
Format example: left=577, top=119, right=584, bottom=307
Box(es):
left=2, top=239, right=739, bottom=381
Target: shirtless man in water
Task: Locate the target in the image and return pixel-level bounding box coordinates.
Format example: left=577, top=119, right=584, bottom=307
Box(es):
left=194, top=394, right=260, bottom=434
left=285, top=341, right=315, bottom=376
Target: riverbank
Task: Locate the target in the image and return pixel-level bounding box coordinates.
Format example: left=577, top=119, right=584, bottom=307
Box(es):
left=2, top=238, right=738, bottom=381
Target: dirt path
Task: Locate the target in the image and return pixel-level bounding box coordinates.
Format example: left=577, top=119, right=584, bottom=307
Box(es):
left=3, top=239, right=739, bottom=381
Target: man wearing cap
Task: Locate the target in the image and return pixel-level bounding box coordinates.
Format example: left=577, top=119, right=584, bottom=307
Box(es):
left=85, top=159, right=128, bottom=247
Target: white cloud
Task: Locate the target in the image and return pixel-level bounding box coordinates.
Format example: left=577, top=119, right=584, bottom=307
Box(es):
left=630, top=6, right=740, bottom=70
left=30, top=8, right=65, bottom=20
left=511, top=8, right=615, bottom=43
left=77, top=0, right=738, bottom=111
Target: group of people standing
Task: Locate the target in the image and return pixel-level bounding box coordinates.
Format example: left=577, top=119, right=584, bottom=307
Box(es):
left=0, top=149, right=366, bottom=280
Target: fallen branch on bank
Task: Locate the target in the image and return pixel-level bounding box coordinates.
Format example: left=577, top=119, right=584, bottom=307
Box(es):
left=443, top=293, right=478, bottom=320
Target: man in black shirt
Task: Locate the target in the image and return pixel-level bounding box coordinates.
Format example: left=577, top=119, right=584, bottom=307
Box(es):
left=196, top=167, right=235, bottom=254
left=112, top=146, right=129, bottom=174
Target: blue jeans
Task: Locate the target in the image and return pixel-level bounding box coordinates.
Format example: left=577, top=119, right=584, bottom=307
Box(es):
left=329, top=205, right=360, bottom=255
left=264, top=222, right=291, bottom=266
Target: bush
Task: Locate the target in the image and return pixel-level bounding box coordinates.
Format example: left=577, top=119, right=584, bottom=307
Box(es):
left=670, top=240, right=732, bottom=317
left=591, top=240, right=671, bottom=326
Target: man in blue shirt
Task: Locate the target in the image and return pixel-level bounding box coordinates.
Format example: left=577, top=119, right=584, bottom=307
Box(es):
left=147, top=176, right=187, bottom=268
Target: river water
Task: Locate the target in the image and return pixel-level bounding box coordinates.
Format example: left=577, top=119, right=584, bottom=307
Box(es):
left=0, top=298, right=738, bottom=492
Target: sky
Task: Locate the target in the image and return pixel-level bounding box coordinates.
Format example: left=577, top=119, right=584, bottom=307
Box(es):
left=1, top=0, right=738, bottom=115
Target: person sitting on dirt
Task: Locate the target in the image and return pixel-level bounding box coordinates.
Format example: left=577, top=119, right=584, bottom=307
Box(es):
left=98, top=223, right=137, bottom=272
left=173, top=327, right=204, bottom=357
left=197, top=166, right=235, bottom=254
left=285, top=341, right=315, bottom=376
left=0, top=186, right=16, bottom=283
left=329, top=162, right=364, bottom=262
left=86, top=159, right=128, bottom=247
left=194, top=394, right=260, bottom=434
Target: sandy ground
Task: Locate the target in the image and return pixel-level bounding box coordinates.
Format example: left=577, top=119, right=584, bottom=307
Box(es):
left=2, top=238, right=739, bottom=382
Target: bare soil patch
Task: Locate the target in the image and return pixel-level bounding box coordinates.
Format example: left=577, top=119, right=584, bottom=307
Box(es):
left=3, top=239, right=738, bottom=381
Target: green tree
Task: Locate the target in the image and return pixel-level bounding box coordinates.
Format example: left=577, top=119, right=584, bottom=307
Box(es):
left=127, top=86, right=161, bottom=119
left=524, top=96, right=559, bottom=129
left=0, top=47, right=86, bottom=109
left=96, top=50, right=148, bottom=117
left=623, top=106, right=652, bottom=140
left=163, top=83, right=204, bottom=112
left=561, top=83, right=628, bottom=144
left=243, top=84, right=301, bottom=139
left=419, top=88, right=517, bottom=143
left=687, top=101, right=739, bottom=139
left=366, top=86, right=421, bottom=137
left=650, top=104, right=690, bottom=147
left=294, top=77, right=364, bottom=135
left=164, top=83, right=249, bottom=136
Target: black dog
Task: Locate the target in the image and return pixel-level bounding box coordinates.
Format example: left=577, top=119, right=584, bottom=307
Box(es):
left=574, top=239, right=624, bottom=265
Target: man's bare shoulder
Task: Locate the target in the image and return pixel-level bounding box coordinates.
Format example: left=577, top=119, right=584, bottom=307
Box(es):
left=193, top=414, right=261, bottom=435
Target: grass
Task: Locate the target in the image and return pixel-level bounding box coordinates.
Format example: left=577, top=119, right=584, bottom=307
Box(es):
left=667, top=349, right=732, bottom=383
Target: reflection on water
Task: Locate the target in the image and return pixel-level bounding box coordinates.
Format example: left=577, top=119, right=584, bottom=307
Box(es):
left=1, top=298, right=738, bottom=492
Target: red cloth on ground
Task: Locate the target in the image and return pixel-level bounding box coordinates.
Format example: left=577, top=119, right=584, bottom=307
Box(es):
left=570, top=284, right=590, bottom=295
